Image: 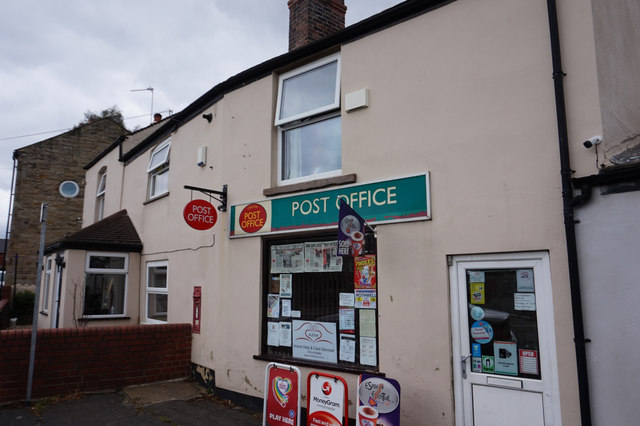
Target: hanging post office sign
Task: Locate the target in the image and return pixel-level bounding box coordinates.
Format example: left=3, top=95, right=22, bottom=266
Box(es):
left=230, top=173, right=430, bottom=237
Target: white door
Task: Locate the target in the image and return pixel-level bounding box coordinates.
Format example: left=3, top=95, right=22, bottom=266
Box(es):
left=449, top=252, right=561, bottom=425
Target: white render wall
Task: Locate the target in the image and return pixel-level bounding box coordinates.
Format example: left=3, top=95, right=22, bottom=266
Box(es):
left=78, top=0, right=608, bottom=424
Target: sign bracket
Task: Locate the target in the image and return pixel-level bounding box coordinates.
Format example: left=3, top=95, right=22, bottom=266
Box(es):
left=184, top=184, right=227, bottom=211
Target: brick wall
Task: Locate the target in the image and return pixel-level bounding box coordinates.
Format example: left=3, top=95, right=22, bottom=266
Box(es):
left=0, top=323, right=191, bottom=404
left=5, top=118, right=126, bottom=288
left=288, top=0, right=346, bottom=51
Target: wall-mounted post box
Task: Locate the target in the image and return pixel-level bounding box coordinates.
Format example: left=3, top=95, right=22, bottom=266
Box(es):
left=193, top=286, right=201, bottom=334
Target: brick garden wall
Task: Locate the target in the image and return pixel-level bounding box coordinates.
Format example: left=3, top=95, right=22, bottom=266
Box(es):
left=0, top=323, right=191, bottom=404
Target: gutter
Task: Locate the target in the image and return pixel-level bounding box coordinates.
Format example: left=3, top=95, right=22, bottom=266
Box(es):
left=546, top=1, right=592, bottom=424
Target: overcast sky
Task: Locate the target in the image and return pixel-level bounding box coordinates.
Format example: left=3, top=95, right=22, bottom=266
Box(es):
left=0, top=0, right=403, bottom=239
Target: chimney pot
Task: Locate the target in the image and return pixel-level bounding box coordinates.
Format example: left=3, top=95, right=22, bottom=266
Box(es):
left=288, top=0, right=346, bottom=51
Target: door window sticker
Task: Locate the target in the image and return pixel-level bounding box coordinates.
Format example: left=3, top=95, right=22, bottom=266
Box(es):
left=516, top=269, right=534, bottom=292
left=494, top=341, right=518, bottom=376
left=469, top=271, right=485, bottom=283
left=472, top=343, right=481, bottom=357
left=519, top=349, right=539, bottom=375
left=472, top=357, right=482, bottom=372
left=470, top=320, right=494, bottom=344
left=514, top=293, right=536, bottom=311
left=470, top=306, right=485, bottom=321
left=481, top=355, right=495, bottom=373
left=470, top=283, right=485, bottom=304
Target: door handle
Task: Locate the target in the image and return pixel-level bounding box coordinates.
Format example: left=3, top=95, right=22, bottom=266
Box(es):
left=461, top=354, right=471, bottom=379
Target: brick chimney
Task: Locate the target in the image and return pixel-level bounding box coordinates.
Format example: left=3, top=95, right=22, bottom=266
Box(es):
left=288, top=0, right=347, bottom=51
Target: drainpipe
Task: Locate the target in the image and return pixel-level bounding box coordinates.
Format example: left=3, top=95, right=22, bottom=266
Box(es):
left=546, top=1, right=592, bottom=424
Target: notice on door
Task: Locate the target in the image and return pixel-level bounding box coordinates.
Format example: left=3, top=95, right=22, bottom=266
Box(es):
left=494, top=341, right=518, bottom=375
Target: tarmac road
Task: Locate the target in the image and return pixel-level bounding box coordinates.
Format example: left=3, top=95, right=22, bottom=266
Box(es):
left=0, top=380, right=263, bottom=425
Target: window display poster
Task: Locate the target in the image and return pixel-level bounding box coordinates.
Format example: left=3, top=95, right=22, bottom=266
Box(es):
left=267, top=294, right=280, bottom=318
left=270, top=243, right=305, bottom=273
left=354, top=255, right=376, bottom=290
left=270, top=276, right=280, bottom=294
left=359, top=309, right=376, bottom=337
left=279, top=274, right=292, bottom=298
left=264, top=363, right=300, bottom=426
left=339, top=334, right=356, bottom=362
left=355, top=289, right=377, bottom=309
left=339, top=307, right=355, bottom=332
left=281, top=299, right=291, bottom=317
left=267, top=322, right=279, bottom=346
left=360, top=336, right=377, bottom=366
left=357, top=375, right=401, bottom=426
left=279, top=322, right=292, bottom=347
left=292, top=320, right=337, bottom=363
left=304, top=241, right=343, bottom=272
left=337, top=199, right=365, bottom=257
left=339, top=292, right=355, bottom=307
left=307, top=372, right=348, bottom=426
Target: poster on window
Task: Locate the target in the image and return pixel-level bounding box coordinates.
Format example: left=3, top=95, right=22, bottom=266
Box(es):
left=267, top=322, right=280, bottom=346
left=339, top=307, right=355, bottom=332
left=280, top=322, right=292, bottom=347
left=270, top=243, right=305, bottom=273
left=268, top=294, right=280, bottom=318
left=339, top=334, right=356, bottom=362
left=292, top=320, right=337, bottom=364
left=355, top=289, right=377, bottom=309
left=304, top=241, right=343, bottom=272
left=279, top=274, right=292, bottom=297
left=354, top=255, right=376, bottom=290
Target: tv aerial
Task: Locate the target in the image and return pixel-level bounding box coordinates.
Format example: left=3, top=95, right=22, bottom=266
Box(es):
left=130, top=87, right=154, bottom=124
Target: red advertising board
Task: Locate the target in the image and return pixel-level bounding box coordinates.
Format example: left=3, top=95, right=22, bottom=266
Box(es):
left=263, top=363, right=300, bottom=426
left=183, top=199, right=217, bottom=230
left=307, top=372, right=348, bottom=426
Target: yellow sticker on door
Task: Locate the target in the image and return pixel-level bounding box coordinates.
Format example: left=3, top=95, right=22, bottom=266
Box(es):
left=470, top=283, right=485, bottom=304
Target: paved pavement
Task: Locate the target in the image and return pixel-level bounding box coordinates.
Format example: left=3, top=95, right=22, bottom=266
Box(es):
left=0, top=380, right=263, bottom=425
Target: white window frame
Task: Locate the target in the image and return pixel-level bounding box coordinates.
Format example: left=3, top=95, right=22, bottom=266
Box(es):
left=275, top=54, right=342, bottom=185
left=275, top=53, right=341, bottom=126
left=96, top=170, right=106, bottom=220
left=42, top=257, right=53, bottom=313
left=147, top=138, right=171, bottom=199
left=145, top=260, right=168, bottom=324
left=83, top=252, right=128, bottom=318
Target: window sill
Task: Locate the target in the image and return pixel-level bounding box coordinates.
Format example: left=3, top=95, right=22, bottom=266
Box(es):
left=263, top=174, right=356, bottom=197
left=253, top=353, right=382, bottom=376
left=143, top=192, right=169, bottom=205
left=80, top=316, right=131, bottom=322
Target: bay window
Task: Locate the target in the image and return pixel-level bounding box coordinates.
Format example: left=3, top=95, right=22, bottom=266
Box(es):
left=83, top=253, right=128, bottom=317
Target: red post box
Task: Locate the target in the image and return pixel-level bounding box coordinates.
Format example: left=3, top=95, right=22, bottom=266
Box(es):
left=193, top=286, right=201, bottom=333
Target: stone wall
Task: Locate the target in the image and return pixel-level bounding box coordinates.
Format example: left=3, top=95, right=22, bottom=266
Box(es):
left=4, top=119, right=126, bottom=290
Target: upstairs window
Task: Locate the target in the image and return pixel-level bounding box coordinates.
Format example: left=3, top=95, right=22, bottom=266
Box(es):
left=96, top=168, right=106, bottom=221
left=275, top=54, right=341, bottom=185
left=147, top=138, right=171, bottom=199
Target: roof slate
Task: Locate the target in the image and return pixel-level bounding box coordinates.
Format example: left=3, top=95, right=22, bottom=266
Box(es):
left=45, top=210, right=143, bottom=254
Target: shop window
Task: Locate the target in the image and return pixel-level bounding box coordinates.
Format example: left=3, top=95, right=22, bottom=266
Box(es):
left=146, top=261, right=168, bottom=323
left=96, top=168, right=106, bottom=221
left=275, top=54, right=341, bottom=185
left=260, top=232, right=378, bottom=372
left=147, top=138, right=171, bottom=199
left=83, top=252, right=128, bottom=317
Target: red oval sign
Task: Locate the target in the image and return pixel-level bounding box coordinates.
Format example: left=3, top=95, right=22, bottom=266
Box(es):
left=183, top=199, right=217, bottom=230
left=239, top=203, right=267, bottom=233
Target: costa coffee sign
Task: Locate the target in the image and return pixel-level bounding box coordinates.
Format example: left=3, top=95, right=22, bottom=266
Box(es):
left=183, top=199, right=217, bottom=230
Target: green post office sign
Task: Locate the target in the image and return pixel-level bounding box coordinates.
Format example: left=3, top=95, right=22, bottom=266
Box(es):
left=230, top=173, right=430, bottom=238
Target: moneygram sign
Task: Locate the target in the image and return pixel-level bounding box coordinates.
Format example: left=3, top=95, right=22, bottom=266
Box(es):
left=230, top=173, right=430, bottom=238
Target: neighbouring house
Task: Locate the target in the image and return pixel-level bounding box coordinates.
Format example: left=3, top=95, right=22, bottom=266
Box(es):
left=37, top=0, right=640, bottom=425
left=3, top=118, right=127, bottom=296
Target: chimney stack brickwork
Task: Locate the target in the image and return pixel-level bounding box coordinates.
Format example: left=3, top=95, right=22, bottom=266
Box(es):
left=288, top=0, right=347, bottom=51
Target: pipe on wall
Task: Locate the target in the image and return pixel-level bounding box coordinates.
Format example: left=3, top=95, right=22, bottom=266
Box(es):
left=546, top=0, right=592, bottom=424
